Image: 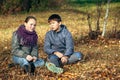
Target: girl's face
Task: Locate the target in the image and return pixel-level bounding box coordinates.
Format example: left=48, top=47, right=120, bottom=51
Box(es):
left=49, top=20, right=61, bottom=32
left=24, top=19, right=36, bottom=32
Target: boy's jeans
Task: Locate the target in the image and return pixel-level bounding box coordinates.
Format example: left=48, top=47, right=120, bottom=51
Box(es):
left=48, top=52, right=83, bottom=67
left=12, top=56, right=45, bottom=67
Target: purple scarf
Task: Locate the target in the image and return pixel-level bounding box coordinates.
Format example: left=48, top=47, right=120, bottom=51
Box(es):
left=16, top=25, right=38, bottom=47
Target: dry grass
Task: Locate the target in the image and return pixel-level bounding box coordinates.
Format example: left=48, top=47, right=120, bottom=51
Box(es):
left=0, top=2, right=120, bottom=79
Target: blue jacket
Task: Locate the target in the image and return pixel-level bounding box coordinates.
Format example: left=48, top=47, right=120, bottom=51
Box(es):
left=44, top=25, right=74, bottom=57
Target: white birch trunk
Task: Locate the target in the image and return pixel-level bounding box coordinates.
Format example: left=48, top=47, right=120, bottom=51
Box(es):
left=102, top=0, right=111, bottom=37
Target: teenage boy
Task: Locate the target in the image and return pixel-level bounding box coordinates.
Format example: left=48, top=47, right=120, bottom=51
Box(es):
left=44, top=14, right=83, bottom=74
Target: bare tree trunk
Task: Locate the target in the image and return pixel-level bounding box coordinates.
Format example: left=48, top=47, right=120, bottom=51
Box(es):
left=87, top=13, right=92, bottom=32
left=96, top=0, right=102, bottom=32
left=102, top=0, right=111, bottom=37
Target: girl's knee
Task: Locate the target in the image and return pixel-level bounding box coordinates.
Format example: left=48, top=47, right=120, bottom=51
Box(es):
left=34, top=59, right=45, bottom=67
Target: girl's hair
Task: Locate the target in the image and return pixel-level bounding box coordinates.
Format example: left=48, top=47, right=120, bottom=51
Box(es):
left=24, top=16, right=37, bottom=23
left=48, top=14, right=62, bottom=23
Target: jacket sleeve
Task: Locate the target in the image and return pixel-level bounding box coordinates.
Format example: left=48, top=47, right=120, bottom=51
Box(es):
left=44, top=32, right=56, bottom=55
left=11, top=32, right=28, bottom=58
left=64, top=32, right=74, bottom=57
left=31, top=45, right=38, bottom=58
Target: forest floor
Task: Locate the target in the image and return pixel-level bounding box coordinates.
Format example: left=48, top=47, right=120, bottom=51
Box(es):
left=0, top=37, right=120, bottom=80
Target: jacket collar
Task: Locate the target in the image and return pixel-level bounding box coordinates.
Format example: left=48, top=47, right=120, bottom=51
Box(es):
left=54, top=25, right=66, bottom=33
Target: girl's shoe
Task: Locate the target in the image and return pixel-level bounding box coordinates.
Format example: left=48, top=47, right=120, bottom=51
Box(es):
left=23, top=65, right=30, bottom=74
left=29, top=61, right=35, bottom=75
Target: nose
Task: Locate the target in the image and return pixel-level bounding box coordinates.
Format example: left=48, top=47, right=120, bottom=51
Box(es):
left=31, top=24, right=36, bottom=28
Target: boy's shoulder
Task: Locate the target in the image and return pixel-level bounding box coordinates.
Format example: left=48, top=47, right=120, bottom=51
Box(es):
left=45, top=30, right=53, bottom=36
left=46, top=30, right=52, bottom=34
left=61, top=24, right=70, bottom=33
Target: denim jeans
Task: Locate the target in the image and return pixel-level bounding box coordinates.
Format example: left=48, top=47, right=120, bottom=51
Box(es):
left=48, top=52, right=83, bottom=67
left=12, top=56, right=45, bottom=67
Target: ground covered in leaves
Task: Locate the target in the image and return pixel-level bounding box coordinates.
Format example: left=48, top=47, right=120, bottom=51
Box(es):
left=0, top=37, right=120, bottom=80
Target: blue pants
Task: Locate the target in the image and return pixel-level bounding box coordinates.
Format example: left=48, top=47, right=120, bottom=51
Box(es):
left=48, top=52, right=83, bottom=67
left=12, top=56, right=45, bottom=67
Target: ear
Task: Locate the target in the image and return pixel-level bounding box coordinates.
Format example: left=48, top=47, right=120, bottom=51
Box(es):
left=59, top=22, right=62, bottom=25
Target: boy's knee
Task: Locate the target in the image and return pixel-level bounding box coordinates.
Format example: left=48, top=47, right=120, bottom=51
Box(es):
left=74, top=52, right=83, bottom=60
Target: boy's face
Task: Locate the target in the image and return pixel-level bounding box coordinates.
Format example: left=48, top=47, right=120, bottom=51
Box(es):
left=49, top=20, right=61, bottom=32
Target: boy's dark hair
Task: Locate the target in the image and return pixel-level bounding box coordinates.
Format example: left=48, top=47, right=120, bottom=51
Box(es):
left=48, top=14, right=62, bottom=23
left=25, top=16, right=37, bottom=23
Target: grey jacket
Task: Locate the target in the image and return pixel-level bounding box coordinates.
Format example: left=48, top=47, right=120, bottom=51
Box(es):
left=44, top=25, right=74, bottom=57
left=11, top=31, right=38, bottom=58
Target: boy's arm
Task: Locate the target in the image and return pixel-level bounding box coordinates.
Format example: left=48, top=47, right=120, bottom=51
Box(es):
left=44, top=33, right=56, bottom=55
left=64, top=32, right=74, bottom=57
left=11, top=32, right=28, bottom=58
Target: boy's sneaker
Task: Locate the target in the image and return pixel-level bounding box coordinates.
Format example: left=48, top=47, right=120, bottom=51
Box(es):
left=45, top=62, right=63, bottom=74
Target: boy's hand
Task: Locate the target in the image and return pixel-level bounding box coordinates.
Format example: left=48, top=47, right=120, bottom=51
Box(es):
left=61, top=56, right=68, bottom=64
left=54, top=51, right=64, bottom=58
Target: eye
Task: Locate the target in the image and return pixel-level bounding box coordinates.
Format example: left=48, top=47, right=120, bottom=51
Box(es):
left=30, top=24, right=36, bottom=27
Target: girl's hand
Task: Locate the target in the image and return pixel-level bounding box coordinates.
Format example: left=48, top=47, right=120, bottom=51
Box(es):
left=26, top=55, right=33, bottom=61
left=33, top=56, right=37, bottom=62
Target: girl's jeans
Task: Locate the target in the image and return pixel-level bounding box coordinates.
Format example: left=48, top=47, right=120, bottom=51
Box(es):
left=12, top=56, right=45, bottom=67
left=48, top=52, right=83, bottom=67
